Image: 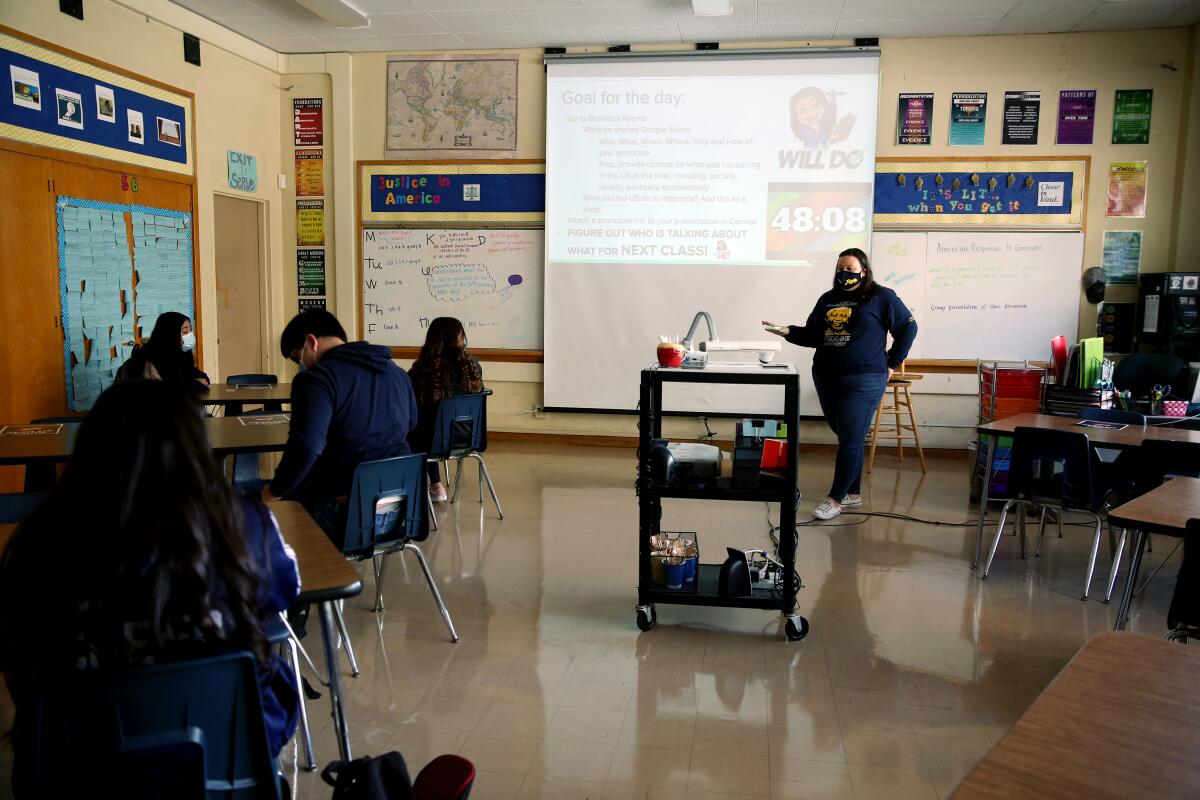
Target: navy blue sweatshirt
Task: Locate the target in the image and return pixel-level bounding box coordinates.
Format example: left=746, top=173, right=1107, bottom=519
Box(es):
left=270, top=341, right=418, bottom=499
left=785, top=286, right=918, bottom=376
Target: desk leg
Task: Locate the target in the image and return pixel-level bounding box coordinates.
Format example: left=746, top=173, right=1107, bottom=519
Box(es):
left=319, top=601, right=352, bottom=762
left=972, top=434, right=995, bottom=570
left=1114, top=530, right=1147, bottom=631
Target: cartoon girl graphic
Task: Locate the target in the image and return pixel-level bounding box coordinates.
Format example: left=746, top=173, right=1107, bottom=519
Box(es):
left=789, top=87, right=856, bottom=148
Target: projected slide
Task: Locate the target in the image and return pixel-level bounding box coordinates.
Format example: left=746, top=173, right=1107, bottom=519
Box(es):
left=547, top=57, right=877, bottom=268
left=544, top=53, right=880, bottom=413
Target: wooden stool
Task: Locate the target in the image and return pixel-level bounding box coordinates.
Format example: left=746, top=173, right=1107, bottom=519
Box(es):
left=867, top=371, right=926, bottom=472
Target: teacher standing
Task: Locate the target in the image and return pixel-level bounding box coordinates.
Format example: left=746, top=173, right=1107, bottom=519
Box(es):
left=764, top=247, right=917, bottom=520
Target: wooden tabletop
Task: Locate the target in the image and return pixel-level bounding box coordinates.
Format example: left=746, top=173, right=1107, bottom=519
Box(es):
left=0, top=416, right=290, bottom=465
left=0, top=500, right=360, bottom=603
left=1108, top=476, right=1200, bottom=536
left=978, top=413, right=1200, bottom=450
left=952, top=632, right=1200, bottom=799
left=203, top=383, right=293, bottom=405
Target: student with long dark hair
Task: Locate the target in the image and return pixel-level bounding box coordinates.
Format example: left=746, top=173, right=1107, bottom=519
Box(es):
left=119, top=310, right=210, bottom=391
left=408, top=317, right=484, bottom=502
left=764, top=247, right=917, bottom=520
left=0, top=381, right=300, bottom=781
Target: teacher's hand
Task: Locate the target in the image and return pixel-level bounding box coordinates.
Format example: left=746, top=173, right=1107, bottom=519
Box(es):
left=762, top=320, right=788, bottom=338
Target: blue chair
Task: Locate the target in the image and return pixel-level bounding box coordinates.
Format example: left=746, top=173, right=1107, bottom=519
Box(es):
left=22, top=651, right=282, bottom=798
left=224, top=374, right=282, bottom=418
left=981, top=426, right=1113, bottom=600
left=0, top=492, right=49, bottom=524
left=428, top=392, right=503, bottom=519
left=23, top=417, right=79, bottom=492
left=342, top=454, right=458, bottom=644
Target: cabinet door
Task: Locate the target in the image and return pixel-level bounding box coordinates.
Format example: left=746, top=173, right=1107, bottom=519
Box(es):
left=0, top=149, right=63, bottom=491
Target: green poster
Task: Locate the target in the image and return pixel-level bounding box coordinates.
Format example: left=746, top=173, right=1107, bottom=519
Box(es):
left=1112, top=89, right=1152, bottom=144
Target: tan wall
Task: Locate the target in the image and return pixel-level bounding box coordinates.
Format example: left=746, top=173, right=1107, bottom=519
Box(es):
left=1174, top=27, right=1200, bottom=264
left=1, top=0, right=287, bottom=383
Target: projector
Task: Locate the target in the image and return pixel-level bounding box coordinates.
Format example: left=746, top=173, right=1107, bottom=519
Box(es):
left=649, top=440, right=722, bottom=484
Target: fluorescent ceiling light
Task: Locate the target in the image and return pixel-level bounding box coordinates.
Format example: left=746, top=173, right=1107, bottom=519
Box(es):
left=691, top=0, right=733, bottom=16
left=293, top=0, right=369, bottom=29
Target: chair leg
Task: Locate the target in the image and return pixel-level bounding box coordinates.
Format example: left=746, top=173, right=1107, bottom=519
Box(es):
left=450, top=457, right=466, bottom=503
left=1017, top=504, right=1027, bottom=559
left=473, top=453, right=504, bottom=518
left=1082, top=515, right=1104, bottom=601
left=867, top=396, right=884, bottom=473
left=1057, top=509, right=1063, bottom=538
left=403, top=543, right=460, bottom=643
left=426, top=489, right=439, bottom=531
left=1036, top=507, right=1049, bottom=557
left=982, top=500, right=1016, bottom=579
left=904, top=386, right=926, bottom=472
left=279, top=612, right=328, bottom=687
left=1105, top=528, right=1127, bottom=603
left=372, top=552, right=389, bottom=613
left=892, top=386, right=904, bottom=463
left=1134, top=540, right=1184, bottom=597
left=333, top=601, right=361, bottom=677
left=284, top=635, right=317, bottom=771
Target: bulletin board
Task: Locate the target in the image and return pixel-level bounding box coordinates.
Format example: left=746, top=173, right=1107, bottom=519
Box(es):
left=0, top=25, right=194, bottom=175
left=357, top=160, right=546, bottom=362
left=58, top=196, right=194, bottom=410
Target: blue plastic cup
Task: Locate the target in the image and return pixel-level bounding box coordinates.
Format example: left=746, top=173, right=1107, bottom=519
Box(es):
left=663, top=558, right=686, bottom=590
left=682, top=556, right=697, bottom=587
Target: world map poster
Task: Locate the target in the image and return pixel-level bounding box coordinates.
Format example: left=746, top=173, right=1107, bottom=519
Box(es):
left=385, top=56, right=518, bottom=156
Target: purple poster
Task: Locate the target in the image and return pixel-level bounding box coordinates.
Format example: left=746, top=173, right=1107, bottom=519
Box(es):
left=897, top=92, right=933, bottom=145
left=1057, top=90, right=1097, bottom=145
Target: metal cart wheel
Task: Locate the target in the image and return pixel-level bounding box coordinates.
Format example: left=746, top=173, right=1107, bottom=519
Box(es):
left=636, top=605, right=657, bottom=631
left=784, top=615, right=809, bottom=641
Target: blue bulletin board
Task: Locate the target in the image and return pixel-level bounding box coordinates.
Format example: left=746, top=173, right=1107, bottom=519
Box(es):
left=1, top=29, right=193, bottom=175
left=360, top=160, right=545, bottom=225
left=58, top=197, right=194, bottom=411
left=873, top=159, right=1087, bottom=228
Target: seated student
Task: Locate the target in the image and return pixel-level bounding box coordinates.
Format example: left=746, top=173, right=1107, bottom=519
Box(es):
left=0, top=380, right=301, bottom=788
left=119, top=311, right=210, bottom=392
left=262, top=309, right=418, bottom=536
left=407, top=317, right=484, bottom=502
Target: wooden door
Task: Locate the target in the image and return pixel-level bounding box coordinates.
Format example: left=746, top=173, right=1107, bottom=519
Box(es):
left=0, top=150, right=62, bottom=491
left=213, top=195, right=265, bottom=379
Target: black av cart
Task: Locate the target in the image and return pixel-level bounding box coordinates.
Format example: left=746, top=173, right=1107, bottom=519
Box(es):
left=636, top=364, right=808, bottom=641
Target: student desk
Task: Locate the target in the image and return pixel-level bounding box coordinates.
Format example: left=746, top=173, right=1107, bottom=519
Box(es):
left=203, top=383, right=293, bottom=407
left=1108, top=476, right=1200, bottom=630
left=951, top=631, right=1200, bottom=799
left=973, top=413, right=1200, bottom=569
left=0, top=416, right=291, bottom=467
left=0, top=500, right=364, bottom=764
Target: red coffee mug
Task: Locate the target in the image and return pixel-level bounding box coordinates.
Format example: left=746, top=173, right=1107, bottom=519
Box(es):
left=657, top=344, right=685, bottom=368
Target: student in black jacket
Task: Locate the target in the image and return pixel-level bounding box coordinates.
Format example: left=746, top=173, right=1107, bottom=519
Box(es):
left=765, top=247, right=917, bottom=520
left=119, top=311, right=209, bottom=392
left=262, top=310, right=418, bottom=537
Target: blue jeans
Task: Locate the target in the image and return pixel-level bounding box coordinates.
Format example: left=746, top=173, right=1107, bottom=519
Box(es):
left=813, top=371, right=888, bottom=501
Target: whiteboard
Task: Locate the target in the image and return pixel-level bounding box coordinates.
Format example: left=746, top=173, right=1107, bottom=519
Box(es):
left=361, top=228, right=543, bottom=349
left=872, top=230, right=1084, bottom=361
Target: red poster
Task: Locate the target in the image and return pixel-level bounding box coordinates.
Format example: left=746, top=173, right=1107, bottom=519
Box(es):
left=293, top=98, right=323, bottom=147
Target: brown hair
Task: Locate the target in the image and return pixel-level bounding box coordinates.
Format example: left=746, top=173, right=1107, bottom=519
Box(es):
left=409, top=317, right=482, bottom=405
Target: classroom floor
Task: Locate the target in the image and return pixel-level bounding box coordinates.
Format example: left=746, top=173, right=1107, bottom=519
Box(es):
left=274, top=441, right=1178, bottom=800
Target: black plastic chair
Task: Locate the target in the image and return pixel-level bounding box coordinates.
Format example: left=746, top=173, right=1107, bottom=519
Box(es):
left=23, top=417, right=79, bottom=492
left=428, top=392, right=503, bottom=519
left=1165, top=518, right=1200, bottom=642
left=1119, top=440, right=1200, bottom=601
left=1113, top=353, right=1188, bottom=400
left=1079, top=407, right=1148, bottom=426
left=341, top=454, right=458, bottom=649
left=21, top=651, right=282, bottom=798
left=225, top=374, right=282, bottom=418
left=981, top=426, right=1112, bottom=600
left=0, top=492, right=49, bottom=524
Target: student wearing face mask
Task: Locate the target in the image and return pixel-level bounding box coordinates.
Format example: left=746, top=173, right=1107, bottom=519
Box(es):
left=763, top=247, right=917, bottom=520
left=261, top=310, right=418, bottom=538
left=118, top=311, right=210, bottom=392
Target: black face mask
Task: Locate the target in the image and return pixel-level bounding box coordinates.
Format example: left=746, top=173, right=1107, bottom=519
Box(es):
left=835, top=271, right=863, bottom=290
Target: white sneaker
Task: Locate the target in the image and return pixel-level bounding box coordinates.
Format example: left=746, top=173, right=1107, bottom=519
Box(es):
left=813, top=498, right=842, bottom=520
left=429, top=482, right=448, bottom=503
left=840, top=495, right=863, bottom=508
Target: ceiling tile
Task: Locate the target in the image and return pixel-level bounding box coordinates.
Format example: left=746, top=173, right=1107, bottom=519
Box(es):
left=600, top=25, right=684, bottom=44
left=217, top=16, right=304, bottom=38
left=378, top=32, right=472, bottom=50
left=589, top=4, right=679, bottom=26
left=173, top=0, right=270, bottom=18
left=509, top=6, right=601, bottom=28
left=752, top=21, right=839, bottom=40
left=413, top=0, right=504, bottom=10
left=499, top=0, right=587, bottom=7
left=757, top=0, right=843, bottom=25
left=268, top=36, right=329, bottom=52
left=835, top=16, right=1002, bottom=37
left=455, top=30, right=539, bottom=47
left=315, top=33, right=390, bottom=51
left=430, top=9, right=522, bottom=30
left=1005, top=0, right=1101, bottom=13
left=360, top=12, right=451, bottom=35
left=527, top=27, right=608, bottom=44
left=677, top=23, right=759, bottom=40
left=990, top=11, right=1092, bottom=35
left=351, top=0, right=424, bottom=10
left=585, top=0, right=676, bottom=7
